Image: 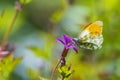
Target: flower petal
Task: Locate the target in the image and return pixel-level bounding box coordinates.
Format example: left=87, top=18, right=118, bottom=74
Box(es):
left=0, top=48, right=2, bottom=51
left=63, top=34, right=72, bottom=44
left=68, top=45, right=78, bottom=53
left=73, top=46, right=78, bottom=53
left=57, top=34, right=78, bottom=53
left=57, top=38, right=65, bottom=45
left=0, top=51, right=9, bottom=56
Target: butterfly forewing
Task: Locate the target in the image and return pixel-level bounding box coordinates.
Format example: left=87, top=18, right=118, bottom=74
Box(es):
left=74, top=21, right=103, bottom=50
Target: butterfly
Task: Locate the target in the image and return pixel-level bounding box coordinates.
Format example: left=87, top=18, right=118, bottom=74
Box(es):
left=73, top=21, right=103, bottom=50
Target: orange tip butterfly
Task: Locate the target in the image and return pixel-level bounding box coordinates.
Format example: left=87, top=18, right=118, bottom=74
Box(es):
left=73, top=21, right=103, bottom=50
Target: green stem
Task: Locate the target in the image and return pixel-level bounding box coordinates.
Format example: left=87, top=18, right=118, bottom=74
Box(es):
left=50, top=57, right=62, bottom=80
left=51, top=47, right=68, bottom=80
left=61, top=76, right=64, bottom=80
left=1, top=2, right=22, bottom=47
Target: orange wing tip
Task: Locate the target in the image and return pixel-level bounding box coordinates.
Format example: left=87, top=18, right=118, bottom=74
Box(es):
left=95, top=21, right=103, bottom=27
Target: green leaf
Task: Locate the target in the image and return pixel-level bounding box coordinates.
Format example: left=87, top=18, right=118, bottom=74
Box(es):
left=20, top=0, right=32, bottom=4
left=27, top=69, right=49, bottom=80
left=58, top=65, right=74, bottom=79
left=50, top=0, right=68, bottom=23
left=39, top=77, right=49, bottom=80
left=0, top=54, right=22, bottom=79
left=2, top=53, right=14, bottom=66
left=28, top=46, right=50, bottom=60
left=7, top=57, right=22, bottom=73
left=27, top=68, right=40, bottom=79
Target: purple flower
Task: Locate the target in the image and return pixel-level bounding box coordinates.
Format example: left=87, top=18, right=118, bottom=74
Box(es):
left=57, top=34, right=78, bottom=53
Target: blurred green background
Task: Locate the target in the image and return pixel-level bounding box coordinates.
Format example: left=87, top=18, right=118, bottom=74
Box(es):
left=0, top=0, right=120, bottom=80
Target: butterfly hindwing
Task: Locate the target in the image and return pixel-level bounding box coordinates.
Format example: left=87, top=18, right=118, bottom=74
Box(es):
left=74, top=21, right=103, bottom=50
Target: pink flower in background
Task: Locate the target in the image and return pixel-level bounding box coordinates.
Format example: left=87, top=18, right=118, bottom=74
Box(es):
left=0, top=47, right=9, bottom=57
